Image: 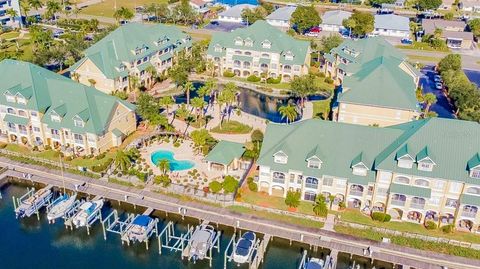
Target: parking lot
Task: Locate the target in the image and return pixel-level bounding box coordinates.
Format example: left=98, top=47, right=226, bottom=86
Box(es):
left=420, top=66, right=456, bottom=119
left=203, top=21, right=247, bottom=32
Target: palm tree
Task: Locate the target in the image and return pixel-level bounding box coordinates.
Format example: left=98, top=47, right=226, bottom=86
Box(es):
left=114, top=150, right=131, bottom=171
left=191, top=96, right=206, bottom=120
left=157, top=159, right=170, bottom=175
left=183, top=81, right=193, bottom=106
left=313, top=195, right=328, bottom=217
left=128, top=74, right=139, bottom=92
left=28, top=0, right=43, bottom=13
left=278, top=104, right=298, bottom=124
left=159, top=96, right=174, bottom=114
left=19, top=2, right=30, bottom=26
left=145, top=65, right=157, bottom=89
left=423, top=93, right=437, bottom=116
left=45, top=0, right=61, bottom=23
left=206, top=59, right=215, bottom=77
left=88, top=78, right=96, bottom=87
left=113, top=7, right=134, bottom=24
left=71, top=72, right=80, bottom=82
left=6, top=9, right=18, bottom=25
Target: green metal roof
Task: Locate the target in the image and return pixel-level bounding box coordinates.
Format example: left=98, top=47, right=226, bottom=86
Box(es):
left=348, top=175, right=375, bottom=186
left=0, top=60, right=135, bottom=135
left=112, top=128, right=124, bottom=137
left=460, top=194, right=480, bottom=207
left=258, top=117, right=480, bottom=185
left=467, top=153, right=480, bottom=170
left=389, top=183, right=432, bottom=198
left=3, top=114, right=29, bottom=125
left=207, top=20, right=310, bottom=66
left=205, top=141, right=245, bottom=165
left=71, top=23, right=192, bottom=79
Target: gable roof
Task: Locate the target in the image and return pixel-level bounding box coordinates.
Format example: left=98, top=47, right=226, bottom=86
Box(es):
left=218, top=4, right=257, bottom=18
left=266, top=6, right=296, bottom=21
left=207, top=20, right=310, bottom=65
left=70, top=23, right=191, bottom=79
left=205, top=141, right=245, bottom=165
left=321, top=10, right=352, bottom=26
left=0, top=60, right=135, bottom=135
left=258, top=118, right=480, bottom=185
left=374, top=14, right=410, bottom=32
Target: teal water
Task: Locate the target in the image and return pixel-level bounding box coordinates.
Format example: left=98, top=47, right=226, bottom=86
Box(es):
left=0, top=184, right=393, bottom=269
left=150, top=150, right=195, bottom=171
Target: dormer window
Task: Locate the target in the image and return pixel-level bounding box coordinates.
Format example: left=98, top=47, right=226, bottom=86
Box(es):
left=234, top=37, right=243, bottom=46
left=307, top=156, right=322, bottom=169
left=245, top=38, right=253, bottom=47
left=398, top=156, right=414, bottom=169
left=418, top=161, right=434, bottom=172
left=262, top=40, right=271, bottom=49
left=471, top=168, right=480, bottom=179
left=285, top=51, right=294, bottom=61
left=5, top=94, right=15, bottom=103
left=214, top=44, right=222, bottom=52
left=119, top=64, right=126, bottom=71
left=235, top=50, right=242, bottom=55
left=261, top=53, right=270, bottom=58
left=133, top=45, right=147, bottom=55
left=74, top=119, right=84, bottom=127
left=274, top=151, right=288, bottom=164
left=51, top=115, right=61, bottom=123
left=17, top=97, right=26, bottom=105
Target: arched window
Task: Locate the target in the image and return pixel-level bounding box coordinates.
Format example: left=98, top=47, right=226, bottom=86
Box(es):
left=272, top=172, right=285, bottom=180
left=305, top=177, right=318, bottom=189
left=260, top=63, right=268, bottom=69
left=394, top=176, right=410, bottom=184
left=244, top=51, right=252, bottom=56
left=261, top=53, right=269, bottom=58
left=243, top=61, right=251, bottom=68
left=214, top=57, right=220, bottom=62
left=283, top=65, right=292, bottom=72
left=466, top=187, right=480, bottom=195
left=7, top=108, right=15, bottom=114
left=414, top=178, right=430, bottom=187
left=233, top=60, right=241, bottom=67
left=17, top=110, right=27, bottom=117
left=234, top=50, right=242, bottom=55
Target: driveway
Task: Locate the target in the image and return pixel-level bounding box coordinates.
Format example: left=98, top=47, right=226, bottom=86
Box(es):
left=203, top=21, right=246, bottom=32
left=420, top=66, right=456, bottom=119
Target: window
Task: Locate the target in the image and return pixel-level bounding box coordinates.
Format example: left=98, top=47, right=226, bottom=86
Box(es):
left=414, top=178, right=430, bottom=187
left=244, top=51, right=252, bottom=56
left=136, top=60, right=142, bottom=65
left=262, top=40, right=271, bottom=49
left=352, top=166, right=367, bottom=176
left=418, top=161, right=434, bottom=171
left=273, top=151, right=287, bottom=164
left=261, top=53, right=269, bottom=58
left=466, top=187, right=480, bottom=195
left=323, top=177, right=333, bottom=186
left=397, top=156, right=413, bottom=169
left=74, top=119, right=84, bottom=127
left=305, top=177, right=318, bottom=189
left=51, top=115, right=61, bottom=123
left=471, top=168, right=480, bottom=179
left=234, top=50, right=242, bottom=55
left=394, top=176, right=410, bottom=184
left=335, top=179, right=347, bottom=188
left=304, top=192, right=316, bottom=201
left=18, top=110, right=26, bottom=117
left=17, top=97, right=26, bottom=105
left=449, top=182, right=463, bottom=193
left=429, top=196, right=441, bottom=206
left=87, top=134, right=96, bottom=142
left=289, top=174, right=295, bottom=183
left=445, top=198, right=458, bottom=208
left=307, top=160, right=321, bottom=169
left=33, top=127, right=40, bottom=133
left=433, top=180, right=445, bottom=190
left=376, top=187, right=388, bottom=197
left=30, top=111, right=37, bottom=117
left=6, top=107, right=15, bottom=114
left=5, top=94, right=15, bottom=103
left=74, top=133, right=83, bottom=141
left=234, top=38, right=243, bottom=46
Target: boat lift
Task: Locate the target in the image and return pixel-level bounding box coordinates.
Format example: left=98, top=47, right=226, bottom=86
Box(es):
left=46, top=194, right=81, bottom=224
left=223, top=231, right=262, bottom=269
left=181, top=220, right=221, bottom=267
left=64, top=198, right=103, bottom=235
left=158, top=221, right=194, bottom=256
left=298, top=250, right=335, bottom=269
left=12, top=185, right=53, bottom=220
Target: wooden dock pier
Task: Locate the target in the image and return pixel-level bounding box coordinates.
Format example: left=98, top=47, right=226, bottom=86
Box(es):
left=1, top=159, right=479, bottom=269
left=249, top=234, right=270, bottom=269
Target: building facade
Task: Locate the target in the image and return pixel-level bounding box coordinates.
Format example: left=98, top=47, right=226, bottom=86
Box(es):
left=257, top=118, right=480, bottom=233
left=320, top=10, right=352, bottom=32
left=265, top=6, right=296, bottom=29
left=70, top=23, right=192, bottom=94
left=373, top=14, right=410, bottom=38
left=0, top=60, right=136, bottom=156
left=421, top=19, right=473, bottom=49
left=0, top=0, right=20, bottom=27
left=217, top=4, right=256, bottom=23
left=207, top=20, right=311, bottom=81
left=324, top=37, right=420, bottom=126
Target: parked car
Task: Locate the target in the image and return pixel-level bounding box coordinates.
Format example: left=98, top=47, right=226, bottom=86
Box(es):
left=435, top=82, right=443, bottom=90
left=309, top=26, right=322, bottom=33
left=401, top=38, right=413, bottom=44
left=305, top=32, right=319, bottom=37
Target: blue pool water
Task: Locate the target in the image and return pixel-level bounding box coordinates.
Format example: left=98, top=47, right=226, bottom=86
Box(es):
left=151, top=150, right=195, bottom=171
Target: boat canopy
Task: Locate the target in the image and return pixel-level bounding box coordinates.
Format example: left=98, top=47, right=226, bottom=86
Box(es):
left=133, top=215, right=152, bottom=227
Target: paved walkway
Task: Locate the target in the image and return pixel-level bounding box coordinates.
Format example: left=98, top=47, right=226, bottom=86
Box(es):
left=0, top=158, right=479, bottom=269
left=323, top=213, right=335, bottom=232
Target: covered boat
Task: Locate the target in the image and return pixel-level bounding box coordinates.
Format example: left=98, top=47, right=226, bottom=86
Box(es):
left=72, top=200, right=103, bottom=228
left=188, top=224, right=216, bottom=262
left=125, top=215, right=156, bottom=243
left=15, top=187, right=52, bottom=218
left=233, top=231, right=256, bottom=264
left=304, top=257, right=325, bottom=269
left=47, top=193, right=77, bottom=222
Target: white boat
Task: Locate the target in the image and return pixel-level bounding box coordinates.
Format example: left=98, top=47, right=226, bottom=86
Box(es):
left=15, top=187, right=52, bottom=218
left=233, top=231, right=256, bottom=264
left=71, top=200, right=103, bottom=228
left=47, top=193, right=77, bottom=222
left=188, top=224, right=216, bottom=262
left=124, top=215, right=156, bottom=243
left=304, top=257, right=325, bottom=269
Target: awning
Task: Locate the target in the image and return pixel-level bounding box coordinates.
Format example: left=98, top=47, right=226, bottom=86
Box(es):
left=460, top=194, right=480, bottom=207
left=3, top=114, right=29, bottom=126
left=389, top=183, right=431, bottom=198
left=205, top=140, right=245, bottom=166
left=258, top=58, right=270, bottom=65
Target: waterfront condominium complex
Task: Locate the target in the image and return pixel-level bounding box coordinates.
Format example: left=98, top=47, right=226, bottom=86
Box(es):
left=257, top=118, right=480, bottom=233
left=324, top=37, right=421, bottom=127
left=70, top=23, right=192, bottom=94
left=0, top=0, right=20, bottom=27
left=206, top=20, right=311, bottom=82
left=0, top=60, right=136, bottom=156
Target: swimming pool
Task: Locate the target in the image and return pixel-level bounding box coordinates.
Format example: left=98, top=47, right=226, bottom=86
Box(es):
left=150, top=150, right=195, bottom=171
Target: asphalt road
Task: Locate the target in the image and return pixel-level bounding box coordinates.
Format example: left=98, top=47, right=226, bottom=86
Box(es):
left=420, top=66, right=456, bottom=118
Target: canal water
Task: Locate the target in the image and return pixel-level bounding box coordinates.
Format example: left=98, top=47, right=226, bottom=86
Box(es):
left=174, top=82, right=327, bottom=123
left=0, top=184, right=392, bottom=269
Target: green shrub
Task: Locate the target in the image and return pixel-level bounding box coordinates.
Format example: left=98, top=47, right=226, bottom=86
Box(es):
left=425, top=221, right=437, bottom=230
left=90, top=157, right=113, bottom=172
left=285, top=190, right=301, bottom=208
left=247, top=75, right=261, bottom=82
left=209, top=180, right=223, bottom=193
left=173, top=142, right=181, bottom=148
left=154, top=174, right=171, bottom=187
left=95, top=152, right=106, bottom=160
left=248, top=181, right=258, bottom=192
left=266, top=77, right=281, bottom=84
left=0, top=143, right=6, bottom=149
left=371, top=212, right=391, bottom=222
left=222, top=175, right=239, bottom=193
left=223, top=70, right=235, bottom=77
left=324, top=77, right=334, bottom=84
left=44, top=145, right=52, bottom=150
left=442, top=224, right=454, bottom=234
left=247, top=177, right=254, bottom=184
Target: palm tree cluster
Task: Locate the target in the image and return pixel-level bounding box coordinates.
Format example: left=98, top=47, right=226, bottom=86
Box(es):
left=114, top=148, right=140, bottom=172
left=278, top=104, right=298, bottom=124
left=113, top=7, right=134, bottom=24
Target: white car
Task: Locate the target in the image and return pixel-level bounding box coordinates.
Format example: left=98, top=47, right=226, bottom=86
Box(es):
left=434, top=75, right=442, bottom=82
left=305, top=32, right=318, bottom=37
left=435, top=82, right=443, bottom=90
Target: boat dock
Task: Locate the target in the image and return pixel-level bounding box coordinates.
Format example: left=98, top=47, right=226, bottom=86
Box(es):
left=12, top=184, right=53, bottom=220
left=0, top=159, right=479, bottom=269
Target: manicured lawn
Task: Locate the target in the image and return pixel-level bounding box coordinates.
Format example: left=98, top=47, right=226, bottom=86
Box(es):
left=223, top=77, right=292, bottom=91
left=396, top=42, right=450, bottom=52
left=0, top=31, right=20, bottom=39
left=211, top=120, right=252, bottom=134
left=334, top=225, right=480, bottom=260
left=406, top=54, right=442, bottom=63
left=228, top=205, right=324, bottom=229
left=239, top=186, right=316, bottom=216
left=312, top=99, right=331, bottom=119
left=0, top=38, right=34, bottom=62
left=338, top=209, right=480, bottom=244
left=80, top=0, right=168, bottom=17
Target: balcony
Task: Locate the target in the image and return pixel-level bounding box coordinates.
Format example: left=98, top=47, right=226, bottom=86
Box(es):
left=391, top=199, right=406, bottom=206
left=8, top=127, right=16, bottom=133
left=74, top=139, right=84, bottom=145
left=305, top=183, right=318, bottom=189
left=51, top=134, right=61, bottom=140
left=349, top=190, right=363, bottom=197
left=272, top=176, right=285, bottom=184
left=462, top=211, right=477, bottom=218
left=18, top=129, right=28, bottom=135
left=410, top=202, right=425, bottom=210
